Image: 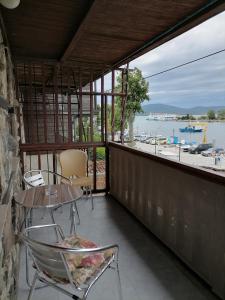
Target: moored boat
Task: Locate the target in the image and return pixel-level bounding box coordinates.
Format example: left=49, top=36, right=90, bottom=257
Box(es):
left=179, top=125, right=203, bottom=133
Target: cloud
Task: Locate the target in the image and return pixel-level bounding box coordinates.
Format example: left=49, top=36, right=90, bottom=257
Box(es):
left=130, top=11, right=225, bottom=107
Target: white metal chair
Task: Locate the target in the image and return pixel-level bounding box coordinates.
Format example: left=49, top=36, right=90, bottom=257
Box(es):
left=23, top=169, right=80, bottom=226
left=59, top=150, right=94, bottom=210
left=23, top=169, right=70, bottom=189
left=21, top=224, right=123, bottom=300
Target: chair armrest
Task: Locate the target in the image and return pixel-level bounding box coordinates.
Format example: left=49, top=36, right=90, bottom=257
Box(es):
left=22, top=224, right=65, bottom=240
left=41, top=170, right=72, bottom=185
left=60, top=244, right=119, bottom=255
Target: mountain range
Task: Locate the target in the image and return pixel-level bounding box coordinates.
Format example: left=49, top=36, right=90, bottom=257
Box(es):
left=141, top=103, right=225, bottom=115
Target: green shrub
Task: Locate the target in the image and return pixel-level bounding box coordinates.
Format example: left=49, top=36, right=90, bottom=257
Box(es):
left=96, top=147, right=105, bottom=160
left=87, top=147, right=105, bottom=161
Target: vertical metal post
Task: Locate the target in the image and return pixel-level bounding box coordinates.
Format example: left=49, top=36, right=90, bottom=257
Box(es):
left=94, top=80, right=97, bottom=109
left=105, top=145, right=110, bottom=194
left=23, top=63, right=29, bottom=142
left=38, top=152, right=41, bottom=170
left=101, top=75, right=104, bottom=142
left=54, top=64, right=59, bottom=143
left=120, top=64, right=129, bottom=144
left=15, top=64, right=21, bottom=141
left=179, top=143, right=181, bottom=161
left=121, top=64, right=129, bottom=144
left=111, top=70, right=115, bottom=141
left=79, top=71, right=83, bottom=142
left=90, top=71, right=94, bottom=142
left=28, top=63, right=34, bottom=143
left=105, top=95, right=108, bottom=142
left=67, top=70, right=72, bottom=143
left=42, top=63, right=47, bottom=143
left=93, top=146, right=97, bottom=191
left=53, top=152, right=56, bottom=184
left=60, top=65, right=65, bottom=142
left=33, top=64, right=39, bottom=143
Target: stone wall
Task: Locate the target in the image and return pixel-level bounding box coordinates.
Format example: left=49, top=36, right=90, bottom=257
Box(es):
left=0, top=26, right=22, bottom=300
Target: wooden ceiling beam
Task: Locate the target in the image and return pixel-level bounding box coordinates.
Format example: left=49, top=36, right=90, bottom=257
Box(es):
left=60, top=0, right=98, bottom=63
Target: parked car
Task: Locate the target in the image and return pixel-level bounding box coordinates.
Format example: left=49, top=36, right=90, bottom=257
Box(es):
left=180, top=142, right=197, bottom=152
left=140, top=134, right=148, bottom=142
left=189, top=143, right=213, bottom=154
left=134, top=134, right=148, bottom=142
left=214, top=148, right=225, bottom=155
left=180, top=144, right=191, bottom=152
left=145, top=136, right=155, bottom=144
left=201, top=147, right=224, bottom=157
left=134, top=135, right=141, bottom=141
left=150, top=137, right=167, bottom=145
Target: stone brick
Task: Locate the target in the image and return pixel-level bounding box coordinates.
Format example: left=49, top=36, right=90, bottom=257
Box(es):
left=0, top=26, right=22, bottom=300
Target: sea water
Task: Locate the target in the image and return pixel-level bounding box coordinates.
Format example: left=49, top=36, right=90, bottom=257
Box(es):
left=134, top=116, right=225, bottom=148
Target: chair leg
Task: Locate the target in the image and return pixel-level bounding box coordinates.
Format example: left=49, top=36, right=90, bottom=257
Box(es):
left=90, top=187, right=94, bottom=210
left=116, top=263, right=123, bottom=300
left=29, top=208, right=33, bottom=226
left=73, top=201, right=80, bottom=224
left=25, top=246, right=32, bottom=287
left=25, top=208, right=32, bottom=287
left=70, top=203, right=77, bottom=234
left=49, top=209, right=56, bottom=224
left=28, top=271, right=38, bottom=300
left=85, top=187, right=88, bottom=200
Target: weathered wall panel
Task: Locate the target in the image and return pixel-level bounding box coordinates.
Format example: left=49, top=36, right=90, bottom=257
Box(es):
left=109, top=143, right=225, bottom=299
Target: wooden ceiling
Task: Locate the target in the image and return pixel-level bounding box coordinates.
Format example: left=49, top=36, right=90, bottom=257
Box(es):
left=1, top=0, right=225, bottom=81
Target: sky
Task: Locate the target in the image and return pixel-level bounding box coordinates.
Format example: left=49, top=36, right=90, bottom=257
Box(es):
left=129, top=10, right=225, bottom=108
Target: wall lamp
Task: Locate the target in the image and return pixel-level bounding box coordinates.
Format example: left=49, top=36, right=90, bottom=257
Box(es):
left=0, top=0, right=20, bottom=9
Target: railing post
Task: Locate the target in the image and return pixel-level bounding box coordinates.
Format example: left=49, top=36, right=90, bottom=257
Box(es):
left=105, top=143, right=110, bottom=194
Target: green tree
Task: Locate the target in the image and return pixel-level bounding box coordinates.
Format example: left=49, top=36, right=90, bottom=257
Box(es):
left=197, top=115, right=207, bottom=120
left=217, top=109, right=225, bottom=120
left=179, top=114, right=195, bottom=120
left=115, top=68, right=149, bottom=143
left=207, top=109, right=216, bottom=120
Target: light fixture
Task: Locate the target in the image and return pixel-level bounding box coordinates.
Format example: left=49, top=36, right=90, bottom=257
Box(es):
left=0, top=0, right=20, bottom=9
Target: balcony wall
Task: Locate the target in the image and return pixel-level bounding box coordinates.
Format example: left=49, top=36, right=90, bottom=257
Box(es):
left=108, top=142, right=225, bottom=299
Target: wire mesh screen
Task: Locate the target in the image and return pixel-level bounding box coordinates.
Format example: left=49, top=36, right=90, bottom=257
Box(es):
left=16, top=63, right=127, bottom=192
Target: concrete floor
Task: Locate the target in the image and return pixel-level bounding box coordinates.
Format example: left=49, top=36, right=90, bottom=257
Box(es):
left=18, top=195, right=219, bottom=300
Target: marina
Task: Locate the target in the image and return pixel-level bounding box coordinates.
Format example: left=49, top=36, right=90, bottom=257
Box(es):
left=132, top=116, right=225, bottom=173
left=134, top=116, right=225, bottom=148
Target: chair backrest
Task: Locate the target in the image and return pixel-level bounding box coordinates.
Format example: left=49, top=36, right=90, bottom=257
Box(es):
left=59, top=149, right=88, bottom=178
left=23, top=170, right=45, bottom=188
left=22, top=225, right=118, bottom=291
left=23, top=235, right=70, bottom=283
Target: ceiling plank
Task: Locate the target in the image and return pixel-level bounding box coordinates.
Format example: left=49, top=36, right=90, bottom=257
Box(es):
left=61, top=0, right=98, bottom=62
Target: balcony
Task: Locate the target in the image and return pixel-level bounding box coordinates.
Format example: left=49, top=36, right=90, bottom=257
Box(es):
left=17, top=195, right=219, bottom=300
left=1, top=1, right=225, bottom=300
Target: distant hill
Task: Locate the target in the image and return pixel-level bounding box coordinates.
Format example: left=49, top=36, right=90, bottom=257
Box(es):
left=141, top=103, right=225, bottom=115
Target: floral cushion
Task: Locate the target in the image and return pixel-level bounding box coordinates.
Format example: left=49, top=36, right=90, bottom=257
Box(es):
left=58, top=235, right=114, bottom=285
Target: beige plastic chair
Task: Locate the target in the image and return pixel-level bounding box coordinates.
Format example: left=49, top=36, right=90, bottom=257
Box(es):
left=59, top=149, right=94, bottom=209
